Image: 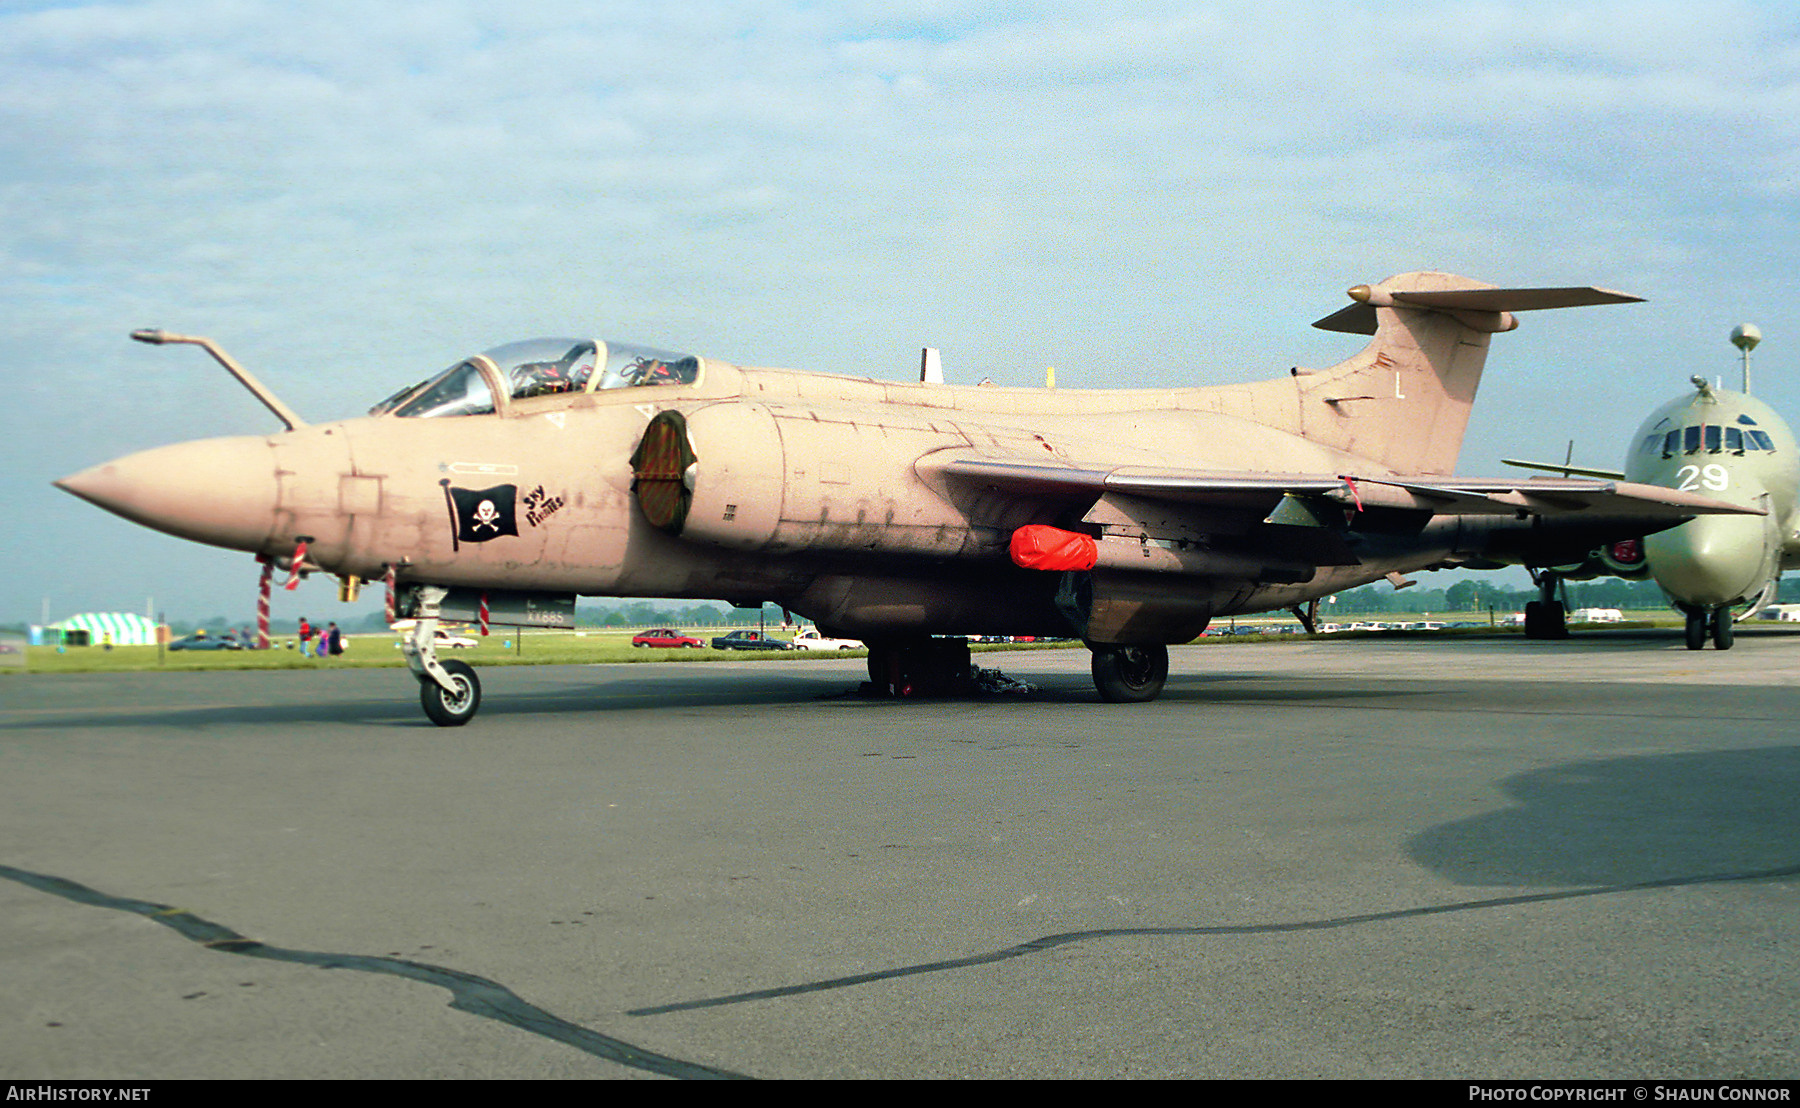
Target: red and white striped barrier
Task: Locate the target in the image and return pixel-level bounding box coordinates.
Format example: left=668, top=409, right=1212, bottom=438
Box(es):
left=283, top=539, right=309, bottom=590
left=256, top=558, right=273, bottom=649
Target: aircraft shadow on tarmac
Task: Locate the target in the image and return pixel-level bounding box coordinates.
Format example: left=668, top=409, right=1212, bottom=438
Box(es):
left=1, top=664, right=1421, bottom=731
left=1408, top=745, right=1800, bottom=889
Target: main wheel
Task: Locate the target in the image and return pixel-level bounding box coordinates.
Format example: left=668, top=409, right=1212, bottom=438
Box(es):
left=1524, top=599, right=1568, bottom=639
left=1684, top=609, right=1707, bottom=651
left=1712, top=608, right=1735, bottom=650
left=1523, top=600, right=1543, bottom=638
left=865, top=644, right=897, bottom=694
left=420, top=659, right=481, bottom=726
left=1091, top=643, right=1169, bottom=703
left=1548, top=600, right=1568, bottom=638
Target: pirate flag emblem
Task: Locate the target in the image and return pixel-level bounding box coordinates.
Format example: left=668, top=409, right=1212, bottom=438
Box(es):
left=443, top=481, right=519, bottom=548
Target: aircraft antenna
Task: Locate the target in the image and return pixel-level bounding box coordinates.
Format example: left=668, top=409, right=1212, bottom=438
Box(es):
left=1731, top=323, right=1761, bottom=394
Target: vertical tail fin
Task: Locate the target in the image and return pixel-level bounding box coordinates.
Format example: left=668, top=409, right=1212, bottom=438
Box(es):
left=1297, top=273, right=1640, bottom=474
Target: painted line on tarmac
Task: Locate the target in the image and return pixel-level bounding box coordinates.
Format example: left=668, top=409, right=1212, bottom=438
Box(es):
left=628, top=862, right=1800, bottom=1017
left=0, top=863, right=752, bottom=1081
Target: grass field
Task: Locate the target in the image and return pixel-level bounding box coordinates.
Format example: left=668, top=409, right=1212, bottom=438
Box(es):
left=11, top=629, right=1098, bottom=675
left=7, top=611, right=1706, bottom=675
left=14, top=629, right=827, bottom=674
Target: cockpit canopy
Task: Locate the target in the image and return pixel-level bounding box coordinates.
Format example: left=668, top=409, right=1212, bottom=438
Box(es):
left=1639, top=412, right=1779, bottom=457
left=371, top=338, right=701, bottom=418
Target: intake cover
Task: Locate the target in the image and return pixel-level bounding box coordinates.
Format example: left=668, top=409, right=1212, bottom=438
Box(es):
left=630, top=410, right=696, bottom=533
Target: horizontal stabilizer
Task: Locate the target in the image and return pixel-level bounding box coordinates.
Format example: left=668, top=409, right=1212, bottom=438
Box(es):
left=1501, top=457, right=1627, bottom=481
left=1313, top=282, right=1643, bottom=334
left=1393, top=286, right=1643, bottom=312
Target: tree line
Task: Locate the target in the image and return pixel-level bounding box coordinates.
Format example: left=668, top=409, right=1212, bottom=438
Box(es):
left=20, top=576, right=1800, bottom=639
left=1331, top=574, right=1800, bottom=616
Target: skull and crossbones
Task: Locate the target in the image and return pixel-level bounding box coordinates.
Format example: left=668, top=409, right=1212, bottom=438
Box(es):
left=472, top=499, right=501, bottom=533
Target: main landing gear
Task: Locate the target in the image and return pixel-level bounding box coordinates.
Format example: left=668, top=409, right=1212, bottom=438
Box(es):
left=863, top=637, right=978, bottom=698
left=1682, top=605, right=1735, bottom=651
left=1090, top=643, right=1169, bottom=703
left=1523, top=571, right=1568, bottom=640
left=861, top=637, right=1172, bottom=702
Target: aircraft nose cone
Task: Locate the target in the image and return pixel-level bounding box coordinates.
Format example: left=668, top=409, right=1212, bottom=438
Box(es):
left=1644, top=513, right=1769, bottom=608
left=56, top=436, right=280, bottom=553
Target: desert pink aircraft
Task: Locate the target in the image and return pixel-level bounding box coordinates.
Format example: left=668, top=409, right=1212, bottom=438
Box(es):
left=59, top=272, right=1757, bottom=723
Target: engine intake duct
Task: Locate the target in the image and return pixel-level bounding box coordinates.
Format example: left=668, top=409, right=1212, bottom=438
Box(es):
left=630, top=410, right=698, bottom=534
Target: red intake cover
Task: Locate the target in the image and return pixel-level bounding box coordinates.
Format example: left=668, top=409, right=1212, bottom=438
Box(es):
left=1009, top=525, right=1098, bottom=571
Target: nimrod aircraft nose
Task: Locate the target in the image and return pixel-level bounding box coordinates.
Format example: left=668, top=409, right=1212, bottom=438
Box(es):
left=1643, top=513, right=1770, bottom=608
left=55, top=435, right=282, bottom=554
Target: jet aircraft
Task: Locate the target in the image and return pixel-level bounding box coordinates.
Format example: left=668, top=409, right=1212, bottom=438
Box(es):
left=57, top=271, right=1761, bottom=724
left=1505, top=327, right=1800, bottom=648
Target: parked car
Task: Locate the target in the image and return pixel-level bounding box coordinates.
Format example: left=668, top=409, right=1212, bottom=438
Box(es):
left=632, top=628, right=705, bottom=648
left=791, top=628, right=863, bottom=650
left=391, top=629, right=477, bottom=649
left=710, top=630, right=792, bottom=651
left=168, top=631, right=243, bottom=651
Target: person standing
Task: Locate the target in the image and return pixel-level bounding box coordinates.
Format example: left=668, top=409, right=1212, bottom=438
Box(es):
left=299, top=617, right=314, bottom=656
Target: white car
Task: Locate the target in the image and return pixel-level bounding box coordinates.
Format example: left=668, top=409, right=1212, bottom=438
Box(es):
left=393, top=629, right=478, bottom=649
left=790, top=628, right=863, bottom=651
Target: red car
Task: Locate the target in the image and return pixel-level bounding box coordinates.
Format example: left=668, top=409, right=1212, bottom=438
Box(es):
left=631, top=628, right=704, bottom=648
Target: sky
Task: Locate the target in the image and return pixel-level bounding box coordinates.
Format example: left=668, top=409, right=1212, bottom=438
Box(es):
left=5, top=0, right=1799, bottom=625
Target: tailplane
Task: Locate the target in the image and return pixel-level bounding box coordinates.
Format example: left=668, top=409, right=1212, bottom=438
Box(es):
left=1293, top=272, right=1640, bottom=474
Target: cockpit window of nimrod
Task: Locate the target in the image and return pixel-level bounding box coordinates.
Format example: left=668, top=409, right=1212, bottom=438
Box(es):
left=371, top=339, right=700, bottom=418
left=1643, top=424, right=1780, bottom=458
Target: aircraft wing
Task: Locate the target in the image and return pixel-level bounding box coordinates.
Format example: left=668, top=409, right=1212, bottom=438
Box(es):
left=932, top=457, right=1762, bottom=520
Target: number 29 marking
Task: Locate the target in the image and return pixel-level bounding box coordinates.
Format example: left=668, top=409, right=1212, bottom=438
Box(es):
left=1677, top=464, right=1729, bottom=492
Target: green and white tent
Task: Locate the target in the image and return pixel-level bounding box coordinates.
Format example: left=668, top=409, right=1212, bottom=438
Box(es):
left=53, top=612, right=161, bottom=646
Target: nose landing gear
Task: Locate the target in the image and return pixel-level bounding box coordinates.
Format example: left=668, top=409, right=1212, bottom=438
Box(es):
left=401, top=604, right=484, bottom=726
left=420, top=658, right=482, bottom=725
left=1683, top=605, right=1735, bottom=651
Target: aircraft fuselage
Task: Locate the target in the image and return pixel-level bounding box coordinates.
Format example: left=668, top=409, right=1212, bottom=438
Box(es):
left=63, top=358, right=1454, bottom=644
left=1623, top=384, right=1800, bottom=611
left=65, top=273, right=1719, bottom=717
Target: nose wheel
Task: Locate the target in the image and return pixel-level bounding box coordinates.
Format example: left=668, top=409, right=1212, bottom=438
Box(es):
left=419, top=659, right=482, bottom=725
left=402, top=608, right=485, bottom=725
left=1685, top=606, right=1735, bottom=651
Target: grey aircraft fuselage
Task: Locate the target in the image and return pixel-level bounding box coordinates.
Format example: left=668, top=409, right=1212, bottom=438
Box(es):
left=1624, top=382, right=1799, bottom=647
left=1509, top=377, right=1798, bottom=648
